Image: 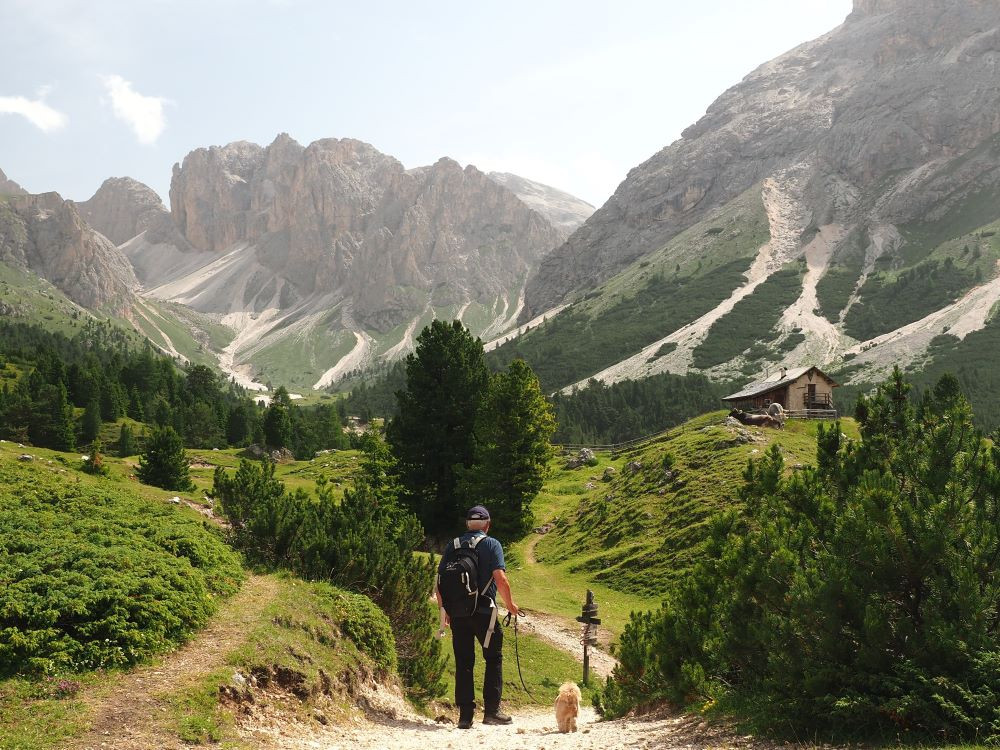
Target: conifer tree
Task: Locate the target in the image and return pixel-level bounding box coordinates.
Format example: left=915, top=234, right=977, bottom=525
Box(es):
left=117, top=423, right=136, bottom=457
left=387, top=320, right=489, bottom=537
left=604, top=368, right=1000, bottom=740
left=263, top=388, right=292, bottom=449
left=81, top=399, right=102, bottom=444
left=29, top=383, right=75, bottom=451
left=137, top=426, right=193, bottom=491
left=462, top=359, right=556, bottom=539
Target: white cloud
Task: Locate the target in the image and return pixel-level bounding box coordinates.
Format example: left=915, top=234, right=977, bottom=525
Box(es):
left=0, top=91, right=68, bottom=132
left=102, top=74, right=168, bottom=144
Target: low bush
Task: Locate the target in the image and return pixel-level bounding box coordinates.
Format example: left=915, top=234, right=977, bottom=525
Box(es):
left=601, top=371, right=1000, bottom=743
left=0, top=459, right=243, bottom=676
left=213, top=437, right=445, bottom=700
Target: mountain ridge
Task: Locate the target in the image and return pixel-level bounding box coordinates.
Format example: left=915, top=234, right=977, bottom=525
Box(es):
left=499, top=0, right=1000, bottom=394
left=522, top=0, right=1000, bottom=321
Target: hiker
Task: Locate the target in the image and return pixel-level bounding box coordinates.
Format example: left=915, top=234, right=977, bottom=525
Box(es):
left=436, top=505, right=521, bottom=729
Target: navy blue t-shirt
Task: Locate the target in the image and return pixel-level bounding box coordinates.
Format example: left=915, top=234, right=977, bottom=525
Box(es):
left=438, top=531, right=505, bottom=605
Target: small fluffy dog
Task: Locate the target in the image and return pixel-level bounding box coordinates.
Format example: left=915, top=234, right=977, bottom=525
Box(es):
left=554, top=681, right=581, bottom=733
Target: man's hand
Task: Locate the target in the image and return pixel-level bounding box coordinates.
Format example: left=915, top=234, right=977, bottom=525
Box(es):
left=493, top=569, right=520, bottom=617
left=443, top=612, right=451, bottom=627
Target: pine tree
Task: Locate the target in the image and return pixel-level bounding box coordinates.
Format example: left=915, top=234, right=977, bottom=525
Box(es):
left=29, top=383, right=75, bottom=451
left=462, top=359, right=555, bottom=540
left=186, top=401, right=222, bottom=447
left=226, top=402, right=254, bottom=446
left=117, top=423, right=136, bottom=457
left=604, top=368, right=1000, bottom=739
left=263, top=390, right=292, bottom=449
left=387, top=320, right=490, bottom=537
left=128, top=387, right=145, bottom=421
left=81, top=399, right=102, bottom=445
left=137, top=426, right=193, bottom=491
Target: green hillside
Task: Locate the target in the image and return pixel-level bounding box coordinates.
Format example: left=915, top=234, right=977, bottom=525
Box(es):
left=132, top=298, right=235, bottom=369
left=0, top=262, right=103, bottom=338
left=490, top=188, right=770, bottom=390
left=519, top=413, right=860, bottom=608
left=0, top=443, right=244, bottom=680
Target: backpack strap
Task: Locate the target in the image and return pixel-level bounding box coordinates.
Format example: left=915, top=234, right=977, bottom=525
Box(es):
left=468, top=533, right=486, bottom=549
left=482, top=597, right=499, bottom=649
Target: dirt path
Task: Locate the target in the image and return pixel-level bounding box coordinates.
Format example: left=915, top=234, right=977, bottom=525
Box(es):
left=68, top=574, right=280, bottom=750
left=272, top=704, right=779, bottom=750
left=516, top=535, right=617, bottom=674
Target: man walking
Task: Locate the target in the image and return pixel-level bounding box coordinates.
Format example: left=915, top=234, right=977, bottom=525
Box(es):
left=436, top=505, right=520, bottom=729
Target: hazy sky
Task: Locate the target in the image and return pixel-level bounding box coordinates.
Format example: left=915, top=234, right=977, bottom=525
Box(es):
left=0, top=0, right=852, bottom=209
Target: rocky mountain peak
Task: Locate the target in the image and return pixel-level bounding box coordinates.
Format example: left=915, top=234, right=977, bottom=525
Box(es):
left=0, top=168, right=26, bottom=196
left=164, top=134, right=566, bottom=332
left=523, top=0, right=1000, bottom=319
left=487, top=172, right=594, bottom=240
left=77, top=177, right=169, bottom=246
left=0, top=191, right=136, bottom=312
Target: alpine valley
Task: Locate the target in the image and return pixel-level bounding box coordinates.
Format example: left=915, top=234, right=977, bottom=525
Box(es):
left=5, top=0, right=1000, bottom=407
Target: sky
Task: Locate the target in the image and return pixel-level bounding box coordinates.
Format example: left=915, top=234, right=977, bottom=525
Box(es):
left=0, top=0, right=852, bottom=209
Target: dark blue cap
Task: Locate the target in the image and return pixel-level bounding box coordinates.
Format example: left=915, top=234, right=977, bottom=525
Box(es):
left=466, top=505, right=490, bottom=520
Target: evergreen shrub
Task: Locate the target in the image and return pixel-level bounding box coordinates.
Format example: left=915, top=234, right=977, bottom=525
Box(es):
left=600, top=370, right=1000, bottom=742
left=0, top=460, right=243, bottom=676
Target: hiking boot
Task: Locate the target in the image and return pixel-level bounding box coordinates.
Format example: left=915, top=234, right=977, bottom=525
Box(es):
left=457, top=710, right=474, bottom=729
left=482, top=710, right=513, bottom=725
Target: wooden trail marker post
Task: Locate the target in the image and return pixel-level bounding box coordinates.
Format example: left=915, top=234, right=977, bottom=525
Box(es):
left=576, top=589, right=601, bottom=685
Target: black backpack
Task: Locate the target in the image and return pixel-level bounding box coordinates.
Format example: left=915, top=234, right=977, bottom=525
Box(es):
left=438, top=534, right=490, bottom=619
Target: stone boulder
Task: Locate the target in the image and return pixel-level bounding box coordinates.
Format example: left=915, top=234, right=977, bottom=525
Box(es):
left=564, top=447, right=596, bottom=469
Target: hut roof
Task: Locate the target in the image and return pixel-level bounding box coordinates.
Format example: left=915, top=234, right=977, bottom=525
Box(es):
left=722, top=366, right=837, bottom=402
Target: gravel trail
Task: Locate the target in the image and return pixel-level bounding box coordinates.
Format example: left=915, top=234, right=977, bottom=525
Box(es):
left=269, top=705, right=780, bottom=750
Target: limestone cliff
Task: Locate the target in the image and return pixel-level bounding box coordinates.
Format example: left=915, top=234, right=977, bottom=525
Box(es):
left=0, top=168, right=26, bottom=197
left=167, top=134, right=564, bottom=331
left=0, top=192, right=137, bottom=312
left=77, top=177, right=177, bottom=247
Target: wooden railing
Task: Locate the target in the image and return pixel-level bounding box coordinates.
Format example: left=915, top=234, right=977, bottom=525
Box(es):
left=785, top=408, right=839, bottom=420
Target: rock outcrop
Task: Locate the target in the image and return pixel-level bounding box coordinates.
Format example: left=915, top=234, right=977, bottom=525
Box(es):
left=0, top=168, right=26, bottom=196
left=486, top=172, right=594, bottom=240
left=167, top=134, right=565, bottom=330
left=77, top=177, right=177, bottom=247
left=522, top=0, right=1000, bottom=318
left=0, top=192, right=137, bottom=312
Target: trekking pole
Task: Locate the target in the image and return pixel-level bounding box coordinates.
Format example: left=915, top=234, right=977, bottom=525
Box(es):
left=503, top=611, right=537, bottom=702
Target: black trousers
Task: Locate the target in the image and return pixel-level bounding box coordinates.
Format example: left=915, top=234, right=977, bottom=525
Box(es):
left=451, top=607, right=503, bottom=714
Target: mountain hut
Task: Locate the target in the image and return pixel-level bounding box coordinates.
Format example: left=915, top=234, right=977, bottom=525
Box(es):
left=722, top=366, right=839, bottom=419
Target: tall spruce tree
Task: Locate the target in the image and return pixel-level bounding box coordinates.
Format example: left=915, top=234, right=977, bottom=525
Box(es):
left=387, top=320, right=489, bottom=537
left=263, top=387, right=293, bottom=449
left=81, top=399, right=102, bottom=444
left=461, top=359, right=556, bottom=540
left=117, top=423, right=136, bottom=457
left=137, top=426, right=193, bottom=491
left=29, top=383, right=75, bottom=451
